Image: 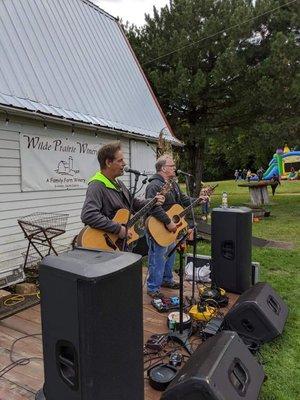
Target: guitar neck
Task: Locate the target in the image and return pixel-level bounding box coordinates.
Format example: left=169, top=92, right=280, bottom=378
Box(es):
left=127, top=197, right=156, bottom=228
left=178, top=197, right=203, bottom=219
left=177, top=185, right=217, bottom=219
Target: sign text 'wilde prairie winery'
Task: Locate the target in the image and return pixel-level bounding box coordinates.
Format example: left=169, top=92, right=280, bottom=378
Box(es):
left=20, top=134, right=99, bottom=191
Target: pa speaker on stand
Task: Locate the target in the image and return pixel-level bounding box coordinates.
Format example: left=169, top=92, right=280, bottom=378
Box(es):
left=36, top=248, right=143, bottom=400
left=211, top=206, right=252, bottom=294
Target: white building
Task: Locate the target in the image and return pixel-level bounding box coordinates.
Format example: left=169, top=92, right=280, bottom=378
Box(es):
left=0, top=0, right=178, bottom=272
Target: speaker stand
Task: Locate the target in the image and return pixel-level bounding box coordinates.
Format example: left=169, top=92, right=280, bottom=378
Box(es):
left=168, top=329, right=192, bottom=355
left=35, top=388, right=46, bottom=400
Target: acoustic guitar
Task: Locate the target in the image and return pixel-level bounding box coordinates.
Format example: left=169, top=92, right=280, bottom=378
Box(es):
left=146, top=184, right=217, bottom=247
left=76, top=181, right=172, bottom=251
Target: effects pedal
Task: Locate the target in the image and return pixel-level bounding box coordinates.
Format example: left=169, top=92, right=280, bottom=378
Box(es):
left=199, top=286, right=229, bottom=307
left=151, top=297, right=180, bottom=313
left=169, top=352, right=183, bottom=367
left=145, top=334, right=169, bottom=352
left=188, top=301, right=217, bottom=322
left=202, top=316, right=224, bottom=340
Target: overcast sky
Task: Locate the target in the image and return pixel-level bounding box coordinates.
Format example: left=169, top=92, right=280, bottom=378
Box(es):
left=94, top=0, right=169, bottom=26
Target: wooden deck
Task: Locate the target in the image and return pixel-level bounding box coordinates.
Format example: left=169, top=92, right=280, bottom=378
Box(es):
left=0, top=276, right=238, bottom=400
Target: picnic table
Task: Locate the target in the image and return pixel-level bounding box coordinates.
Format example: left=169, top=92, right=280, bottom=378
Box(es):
left=238, top=180, right=277, bottom=207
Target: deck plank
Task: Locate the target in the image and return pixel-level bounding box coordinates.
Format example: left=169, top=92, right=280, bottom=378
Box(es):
left=0, top=378, right=35, bottom=400
left=0, top=270, right=237, bottom=400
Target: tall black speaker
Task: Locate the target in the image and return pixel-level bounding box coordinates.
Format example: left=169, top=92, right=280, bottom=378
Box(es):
left=224, top=282, right=288, bottom=344
left=211, top=207, right=252, bottom=294
left=161, top=331, right=265, bottom=400
left=38, top=248, right=143, bottom=400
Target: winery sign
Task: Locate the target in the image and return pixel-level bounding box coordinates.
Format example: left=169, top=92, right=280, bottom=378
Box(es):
left=20, top=133, right=99, bottom=191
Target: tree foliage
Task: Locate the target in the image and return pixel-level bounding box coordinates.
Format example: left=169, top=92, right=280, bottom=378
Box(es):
left=126, top=0, right=300, bottom=192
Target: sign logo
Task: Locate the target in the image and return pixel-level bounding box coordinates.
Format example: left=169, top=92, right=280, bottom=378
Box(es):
left=54, top=156, right=80, bottom=176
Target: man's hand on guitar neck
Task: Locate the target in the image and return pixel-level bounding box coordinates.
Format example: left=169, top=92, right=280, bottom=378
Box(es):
left=118, top=225, right=133, bottom=239
left=155, top=193, right=165, bottom=206
left=199, top=185, right=213, bottom=202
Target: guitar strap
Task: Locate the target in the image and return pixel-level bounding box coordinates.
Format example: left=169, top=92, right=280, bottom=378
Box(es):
left=172, top=181, right=183, bottom=206
left=116, top=180, right=131, bottom=209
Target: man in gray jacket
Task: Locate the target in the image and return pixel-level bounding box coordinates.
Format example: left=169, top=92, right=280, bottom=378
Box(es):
left=145, top=154, right=201, bottom=298
left=81, top=141, right=164, bottom=244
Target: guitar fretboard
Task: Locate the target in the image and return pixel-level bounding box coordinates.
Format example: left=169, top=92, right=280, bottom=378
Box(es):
left=128, top=197, right=156, bottom=228
left=178, top=197, right=203, bottom=219
left=177, top=185, right=217, bottom=218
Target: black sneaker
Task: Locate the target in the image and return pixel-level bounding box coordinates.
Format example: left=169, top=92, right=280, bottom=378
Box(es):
left=161, top=281, right=180, bottom=289
left=147, top=290, right=164, bottom=299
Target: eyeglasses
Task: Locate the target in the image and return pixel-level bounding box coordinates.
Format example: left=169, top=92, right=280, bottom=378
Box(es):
left=165, top=164, right=176, bottom=168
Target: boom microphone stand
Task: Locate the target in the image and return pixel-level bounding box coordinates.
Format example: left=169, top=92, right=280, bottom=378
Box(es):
left=122, top=172, right=141, bottom=251
left=183, top=175, right=198, bottom=302
left=166, top=231, right=192, bottom=355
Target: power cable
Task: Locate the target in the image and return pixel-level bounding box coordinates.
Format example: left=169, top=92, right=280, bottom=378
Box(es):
left=0, top=333, right=43, bottom=378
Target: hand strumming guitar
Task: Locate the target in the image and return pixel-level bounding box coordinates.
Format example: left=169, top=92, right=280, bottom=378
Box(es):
left=118, top=225, right=133, bottom=239
left=166, top=221, right=177, bottom=233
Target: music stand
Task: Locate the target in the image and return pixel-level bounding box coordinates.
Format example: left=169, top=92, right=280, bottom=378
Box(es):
left=166, top=232, right=192, bottom=355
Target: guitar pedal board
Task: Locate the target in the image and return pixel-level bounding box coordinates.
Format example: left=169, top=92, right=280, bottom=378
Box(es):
left=151, top=296, right=180, bottom=313
left=145, top=334, right=169, bottom=352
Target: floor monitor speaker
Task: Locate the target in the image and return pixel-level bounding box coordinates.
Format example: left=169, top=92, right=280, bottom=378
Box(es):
left=224, top=282, right=288, bottom=344
left=38, top=248, right=143, bottom=400
left=211, top=207, right=252, bottom=294
left=161, top=330, right=265, bottom=400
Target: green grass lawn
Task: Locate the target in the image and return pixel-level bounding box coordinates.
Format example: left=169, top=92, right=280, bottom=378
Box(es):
left=185, top=179, right=300, bottom=399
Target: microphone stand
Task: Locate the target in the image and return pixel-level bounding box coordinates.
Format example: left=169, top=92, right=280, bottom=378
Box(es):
left=165, top=231, right=192, bottom=355
left=121, top=172, right=140, bottom=251
left=184, top=175, right=198, bottom=303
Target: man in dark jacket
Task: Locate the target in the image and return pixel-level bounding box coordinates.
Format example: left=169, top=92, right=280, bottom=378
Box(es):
left=145, top=154, right=199, bottom=298
left=81, top=141, right=164, bottom=244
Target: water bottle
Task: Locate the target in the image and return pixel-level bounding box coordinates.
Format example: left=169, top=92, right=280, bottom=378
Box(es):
left=222, top=191, right=228, bottom=208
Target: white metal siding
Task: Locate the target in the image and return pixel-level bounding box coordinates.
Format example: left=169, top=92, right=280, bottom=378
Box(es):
left=0, top=117, right=132, bottom=271
left=130, top=140, right=157, bottom=196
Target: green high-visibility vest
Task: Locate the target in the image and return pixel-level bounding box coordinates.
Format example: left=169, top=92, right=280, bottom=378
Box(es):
left=88, top=171, right=119, bottom=191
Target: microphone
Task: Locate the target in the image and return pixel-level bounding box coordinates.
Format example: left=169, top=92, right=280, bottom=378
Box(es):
left=176, top=169, right=194, bottom=177
left=124, top=166, right=147, bottom=176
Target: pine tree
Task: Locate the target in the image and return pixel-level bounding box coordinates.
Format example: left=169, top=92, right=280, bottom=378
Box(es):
left=126, top=0, right=299, bottom=189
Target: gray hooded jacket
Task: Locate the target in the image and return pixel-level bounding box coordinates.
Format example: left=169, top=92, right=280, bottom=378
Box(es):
left=145, top=174, right=196, bottom=225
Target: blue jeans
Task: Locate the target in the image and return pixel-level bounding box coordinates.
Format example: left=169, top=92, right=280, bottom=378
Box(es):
left=146, top=233, right=176, bottom=293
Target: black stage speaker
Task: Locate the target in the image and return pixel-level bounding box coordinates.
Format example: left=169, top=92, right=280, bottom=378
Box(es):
left=211, top=207, right=252, bottom=294
left=224, top=282, right=288, bottom=344
left=38, top=248, right=143, bottom=400
left=161, top=331, right=265, bottom=400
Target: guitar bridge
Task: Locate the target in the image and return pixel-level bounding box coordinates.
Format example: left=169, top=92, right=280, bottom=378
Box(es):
left=104, top=234, right=118, bottom=250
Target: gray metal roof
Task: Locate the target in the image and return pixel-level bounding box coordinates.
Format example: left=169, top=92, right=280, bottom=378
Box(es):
left=0, top=0, right=177, bottom=142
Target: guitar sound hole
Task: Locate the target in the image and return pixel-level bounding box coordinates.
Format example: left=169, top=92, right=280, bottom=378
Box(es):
left=172, top=215, right=180, bottom=224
